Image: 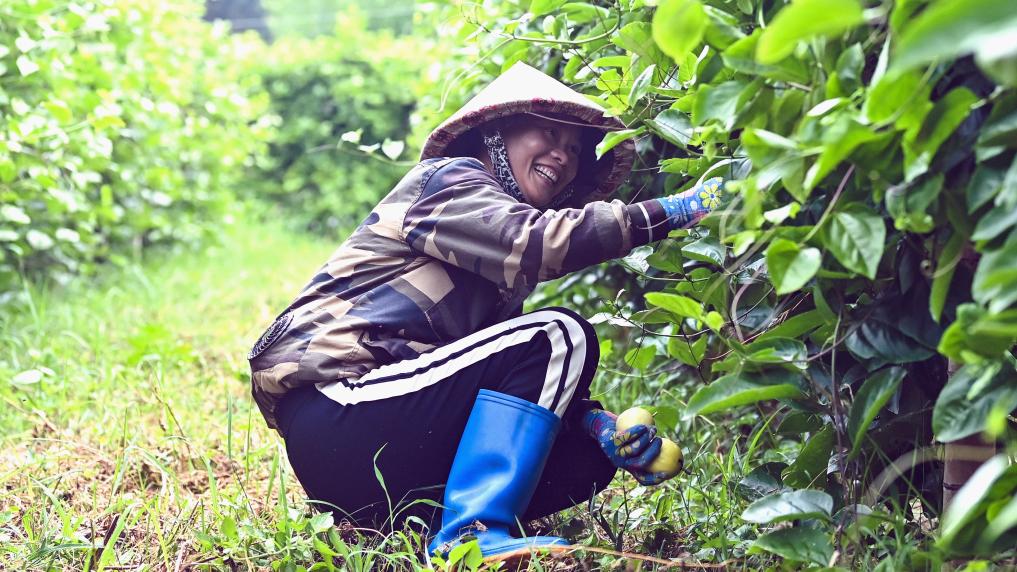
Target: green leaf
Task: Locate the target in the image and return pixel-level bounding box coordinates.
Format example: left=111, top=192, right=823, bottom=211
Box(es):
left=692, top=81, right=746, bottom=129
left=681, top=235, right=726, bottom=266
left=651, top=0, right=708, bottom=61
left=627, top=64, right=656, bottom=107
left=886, top=175, right=943, bottom=233
left=938, top=455, right=1012, bottom=549
left=742, top=489, right=833, bottom=524
left=903, top=87, right=979, bottom=181
left=43, top=100, right=73, bottom=124
left=737, top=464, right=786, bottom=500
left=933, top=361, right=1017, bottom=442
left=625, top=345, right=657, bottom=371
left=743, top=337, right=808, bottom=368
left=703, top=5, right=745, bottom=49
left=935, top=305, right=1016, bottom=358
left=667, top=334, right=707, bottom=366
left=821, top=205, right=886, bottom=279
left=804, top=116, right=879, bottom=191
left=645, top=292, right=705, bottom=321
left=756, top=0, right=864, bottom=64
left=614, top=22, right=665, bottom=63
left=686, top=372, right=803, bottom=417
left=752, top=527, right=834, bottom=567
left=645, top=109, right=693, bottom=148
left=722, top=30, right=810, bottom=84
left=596, top=127, right=645, bottom=160
left=782, top=425, right=835, bottom=489
left=530, top=0, right=568, bottom=16
left=846, top=366, right=907, bottom=458
left=766, top=239, right=821, bottom=295
left=930, top=231, right=966, bottom=322
left=891, top=0, right=1017, bottom=75
left=704, top=311, right=724, bottom=331
left=777, top=411, right=825, bottom=434
left=755, top=310, right=825, bottom=343
left=864, top=70, right=932, bottom=126
left=972, top=238, right=1017, bottom=313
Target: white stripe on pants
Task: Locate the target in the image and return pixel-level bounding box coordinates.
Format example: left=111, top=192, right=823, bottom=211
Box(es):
left=315, top=309, right=590, bottom=417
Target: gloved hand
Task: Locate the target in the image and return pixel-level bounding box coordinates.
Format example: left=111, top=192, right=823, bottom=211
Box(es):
left=656, top=177, right=725, bottom=230
left=580, top=409, right=676, bottom=486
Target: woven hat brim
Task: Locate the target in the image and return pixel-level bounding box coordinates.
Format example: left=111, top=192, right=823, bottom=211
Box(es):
left=421, top=63, right=635, bottom=203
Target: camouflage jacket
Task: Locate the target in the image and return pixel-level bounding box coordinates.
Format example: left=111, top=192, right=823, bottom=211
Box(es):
left=249, top=157, right=672, bottom=429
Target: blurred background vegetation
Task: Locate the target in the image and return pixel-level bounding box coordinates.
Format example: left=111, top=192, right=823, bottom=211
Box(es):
left=2, top=0, right=1016, bottom=569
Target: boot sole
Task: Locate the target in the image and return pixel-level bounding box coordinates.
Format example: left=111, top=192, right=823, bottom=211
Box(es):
left=482, top=544, right=578, bottom=568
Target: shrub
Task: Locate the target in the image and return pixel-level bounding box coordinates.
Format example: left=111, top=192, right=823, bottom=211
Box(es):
left=244, top=9, right=437, bottom=234
left=0, top=0, right=269, bottom=294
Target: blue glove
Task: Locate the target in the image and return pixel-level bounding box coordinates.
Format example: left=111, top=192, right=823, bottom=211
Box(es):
left=656, top=177, right=725, bottom=230
left=581, top=409, right=673, bottom=486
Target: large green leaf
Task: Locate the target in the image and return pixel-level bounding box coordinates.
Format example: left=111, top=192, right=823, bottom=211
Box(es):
left=645, top=291, right=705, bottom=321
left=692, top=81, right=747, bottom=129
left=756, top=0, right=864, bottom=64
left=742, top=337, right=808, bottom=368
left=782, top=424, right=834, bottom=489
left=933, top=361, right=1017, bottom=442
left=765, top=238, right=821, bottom=295
left=972, top=236, right=1017, bottom=313
left=667, top=334, right=707, bottom=366
left=938, top=455, right=1013, bottom=549
left=742, top=489, right=833, bottom=523
left=804, top=116, right=879, bottom=191
left=903, top=87, right=979, bottom=181
left=863, top=70, right=931, bottom=126
left=645, top=109, right=693, bottom=148
left=686, top=371, right=803, bottom=417
left=846, top=366, right=907, bottom=458
left=681, top=235, right=726, bottom=265
left=930, top=230, right=966, bottom=322
left=821, top=205, right=885, bottom=279
left=751, top=527, right=833, bottom=567
left=755, top=310, right=825, bottom=343
left=721, top=29, right=810, bottom=84
left=891, top=0, right=1017, bottom=75
left=596, top=127, right=645, bottom=160
left=613, top=22, right=666, bottom=63
left=939, top=304, right=1017, bottom=362
left=651, top=0, right=708, bottom=61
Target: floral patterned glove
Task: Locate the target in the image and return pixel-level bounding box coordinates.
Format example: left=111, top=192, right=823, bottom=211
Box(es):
left=580, top=409, right=673, bottom=486
left=656, top=177, right=725, bottom=230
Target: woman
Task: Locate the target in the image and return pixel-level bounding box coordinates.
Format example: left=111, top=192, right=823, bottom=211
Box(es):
left=247, top=62, right=723, bottom=560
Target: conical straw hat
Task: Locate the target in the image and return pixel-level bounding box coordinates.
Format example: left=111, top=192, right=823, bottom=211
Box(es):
left=421, top=62, right=635, bottom=203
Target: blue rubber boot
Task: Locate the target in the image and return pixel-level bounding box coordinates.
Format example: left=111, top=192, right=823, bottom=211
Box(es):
left=428, top=389, right=571, bottom=559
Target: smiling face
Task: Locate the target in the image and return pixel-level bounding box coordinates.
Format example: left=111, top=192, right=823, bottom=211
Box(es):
left=499, top=114, right=584, bottom=208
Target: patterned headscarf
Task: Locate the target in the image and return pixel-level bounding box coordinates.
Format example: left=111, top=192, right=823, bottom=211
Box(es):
left=481, top=125, right=578, bottom=210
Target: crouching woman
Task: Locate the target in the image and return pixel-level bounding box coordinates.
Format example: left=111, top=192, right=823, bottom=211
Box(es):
left=247, top=62, right=724, bottom=561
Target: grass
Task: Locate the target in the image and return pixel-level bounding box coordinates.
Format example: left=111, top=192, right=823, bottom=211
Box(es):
left=0, top=218, right=1012, bottom=571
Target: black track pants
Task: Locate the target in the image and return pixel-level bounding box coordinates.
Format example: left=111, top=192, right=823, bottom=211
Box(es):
left=276, top=307, right=617, bottom=530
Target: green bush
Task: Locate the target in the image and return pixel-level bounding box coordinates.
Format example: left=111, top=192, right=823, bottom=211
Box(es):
left=0, top=0, right=268, bottom=294
left=431, top=0, right=1017, bottom=560
left=245, top=9, right=439, bottom=234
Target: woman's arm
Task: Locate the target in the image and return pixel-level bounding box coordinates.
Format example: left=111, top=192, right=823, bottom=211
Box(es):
left=402, top=157, right=710, bottom=291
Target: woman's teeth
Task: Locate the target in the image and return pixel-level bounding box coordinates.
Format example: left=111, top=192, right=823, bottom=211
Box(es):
left=534, top=166, right=557, bottom=184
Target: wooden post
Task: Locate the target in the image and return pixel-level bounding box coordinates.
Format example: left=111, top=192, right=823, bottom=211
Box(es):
left=942, top=360, right=998, bottom=509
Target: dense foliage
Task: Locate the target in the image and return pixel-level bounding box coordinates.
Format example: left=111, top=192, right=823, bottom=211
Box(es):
left=244, top=9, right=435, bottom=232
left=3, top=0, right=1016, bottom=568
left=427, top=0, right=1017, bottom=563
left=0, top=0, right=268, bottom=294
